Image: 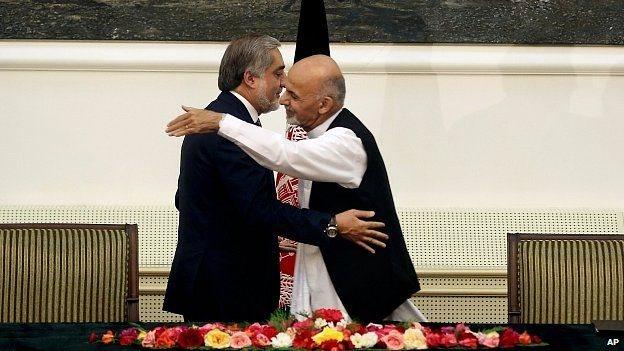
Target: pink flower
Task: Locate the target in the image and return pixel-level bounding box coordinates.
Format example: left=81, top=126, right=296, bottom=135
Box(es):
left=141, top=330, right=157, bottom=348
left=231, top=331, right=253, bottom=349
left=480, top=332, right=500, bottom=348
left=119, top=328, right=139, bottom=345
left=293, top=319, right=315, bottom=330
left=381, top=325, right=404, bottom=335
left=381, top=330, right=404, bottom=350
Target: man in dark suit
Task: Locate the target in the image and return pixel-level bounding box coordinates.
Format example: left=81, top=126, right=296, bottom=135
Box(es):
left=166, top=54, right=424, bottom=322
left=163, top=35, right=387, bottom=322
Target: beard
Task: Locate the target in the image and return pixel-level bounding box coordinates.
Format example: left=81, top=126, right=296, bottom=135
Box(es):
left=257, top=82, right=280, bottom=114
left=285, top=113, right=301, bottom=125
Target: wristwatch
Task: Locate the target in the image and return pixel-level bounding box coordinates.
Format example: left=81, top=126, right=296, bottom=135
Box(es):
left=325, top=215, right=338, bottom=238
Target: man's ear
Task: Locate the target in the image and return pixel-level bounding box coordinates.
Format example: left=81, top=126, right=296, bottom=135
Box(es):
left=318, top=96, right=334, bottom=115
left=242, top=70, right=257, bottom=89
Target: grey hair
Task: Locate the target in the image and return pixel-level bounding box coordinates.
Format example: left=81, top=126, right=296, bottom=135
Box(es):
left=218, top=34, right=281, bottom=91
left=319, top=75, right=346, bottom=106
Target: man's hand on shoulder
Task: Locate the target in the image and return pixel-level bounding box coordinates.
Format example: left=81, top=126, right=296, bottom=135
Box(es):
left=166, top=105, right=224, bottom=137
left=335, top=210, right=388, bottom=254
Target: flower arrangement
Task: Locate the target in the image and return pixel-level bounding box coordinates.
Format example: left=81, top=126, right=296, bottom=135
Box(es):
left=88, top=308, right=546, bottom=349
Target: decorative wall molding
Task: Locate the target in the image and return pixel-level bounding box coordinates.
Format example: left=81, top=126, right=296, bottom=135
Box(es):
left=2, top=41, right=624, bottom=75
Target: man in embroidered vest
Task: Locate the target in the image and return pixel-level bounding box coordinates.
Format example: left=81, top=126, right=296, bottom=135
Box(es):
left=164, top=36, right=389, bottom=323
left=166, top=55, right=425, bottom=322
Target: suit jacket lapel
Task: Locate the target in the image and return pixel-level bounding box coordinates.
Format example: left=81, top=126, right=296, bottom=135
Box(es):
left=215, top=92, right=274, bottom=187
left=215, top=91, right=255, bottom=125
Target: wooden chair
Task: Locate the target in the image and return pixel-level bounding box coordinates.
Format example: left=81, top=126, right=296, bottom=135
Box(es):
left=0, top=223, right=139, bottom=322
left=507, top=233, right=624, bottom=324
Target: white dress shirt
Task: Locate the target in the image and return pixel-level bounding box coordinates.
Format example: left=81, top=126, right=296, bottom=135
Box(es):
left=218, top=108, right=426, bottom=322
left=230, top=90, right=260, bottom=124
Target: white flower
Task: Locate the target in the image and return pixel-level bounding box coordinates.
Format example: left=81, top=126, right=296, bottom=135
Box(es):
left=271, top=332, right=293, bottom=348
left=361, top=332, right=379, bottom=348
left=351, top=332, right=379, bottom=349
left=314, top=317, right=328, bottom=329
left=336, top=319, right=348, bottom=329
left=403, top=328, right=427, bottom=350
left=350, top=333, right=365, bottom=349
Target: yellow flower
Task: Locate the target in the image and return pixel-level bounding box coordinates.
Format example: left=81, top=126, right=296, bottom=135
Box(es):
left=204, top=329, right=231, bottom=349
left=312, top=327, right=344, bottom=345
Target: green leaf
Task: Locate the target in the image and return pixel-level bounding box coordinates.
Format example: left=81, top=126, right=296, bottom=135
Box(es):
left=268, top=308, right=294, bottom=332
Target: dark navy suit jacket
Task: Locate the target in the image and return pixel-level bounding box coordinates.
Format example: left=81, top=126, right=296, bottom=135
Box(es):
left=163, top=91, right=330, bottom=322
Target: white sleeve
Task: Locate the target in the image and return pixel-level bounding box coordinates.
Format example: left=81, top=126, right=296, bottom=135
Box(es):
left=218, top=115, right=367, bottom=188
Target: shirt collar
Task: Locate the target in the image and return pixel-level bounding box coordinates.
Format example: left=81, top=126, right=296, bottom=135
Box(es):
left=230, top=90, right=259, bottom=124
left=307, top=108, right=343, bottom=139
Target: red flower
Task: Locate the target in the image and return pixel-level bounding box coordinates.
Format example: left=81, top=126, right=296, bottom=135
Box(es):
left=457, top=331, right=478, bottom=349
left=156, top=328, right=176, bottom=348
left=169, top=326, right=185, bottom=342
left=314, top=309, right=344, bottom=323
left=532, top=334, right=542, bottom=344
left=319, top=340, right=345, bottom=351
left=500, top=328, right=520, bottom=348
left=440, top=326, right=455, bottom=334
left=293, top=329, right=315, bottom=349
left=518, top=331, right=532, bottom=345
left=366, top=323, right=383, bottom=332
left=119, top=328, right=139, bottom=346
left=440, top=332, right=458, bottom=348
left=153, top=326, right=167, bottom=340
left=261, top=325, right=278, bottom=339
left=251, top=333, right=271, bottom=347
left=87, top=332, right=98, bottom=343
left=178, top=328, right=205, bottom=348
left=246, top=323, right=278, bottom=339
left=425, top=331, right=442, bottom=348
